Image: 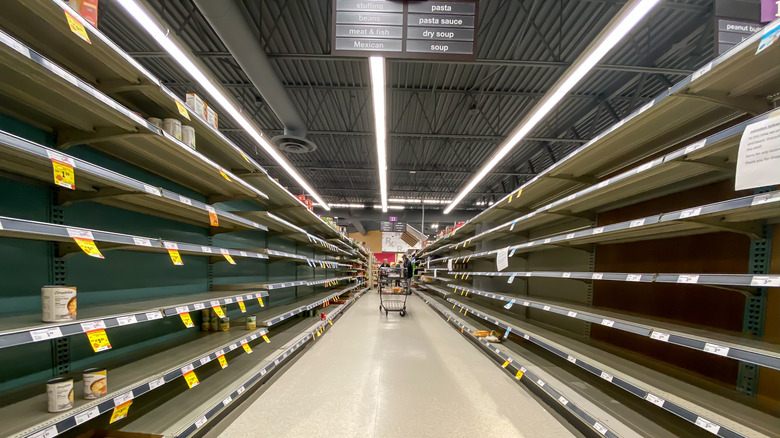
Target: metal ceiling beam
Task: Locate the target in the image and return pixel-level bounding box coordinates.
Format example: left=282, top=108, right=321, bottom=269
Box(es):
left=264, top=165, right=535, bottom=177
left=222, top=129, right=587, bottom=143
left=128, top=52, right=692, bottom=75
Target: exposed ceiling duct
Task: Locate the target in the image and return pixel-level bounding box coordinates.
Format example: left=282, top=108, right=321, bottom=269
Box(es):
left=192, top=0, right=314, bottom=153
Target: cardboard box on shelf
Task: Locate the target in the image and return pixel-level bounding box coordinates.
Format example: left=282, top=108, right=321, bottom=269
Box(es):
left=207, top=106, right=219, bottom=129
left=68, top=0, right=99, bottom=28
left=185, top=93, right=207, bottom=119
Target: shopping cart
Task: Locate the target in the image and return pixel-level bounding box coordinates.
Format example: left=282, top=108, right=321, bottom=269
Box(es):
left=379, top=266, right=408, bottom=317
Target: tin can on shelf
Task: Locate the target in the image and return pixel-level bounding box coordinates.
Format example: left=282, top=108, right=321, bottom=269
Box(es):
left=147, top=117, right=163, bottom=130
left=201, top=321, right=211, bottom=331
left=182, top=125, right=196, bottom=149
left=47, top=377, right=74, bottom=412
left=246, top=316, right=256, bottom=330
left=211, top=315, right=219, bottom=332
left=41, top=286, right=77, bottom=322
left=83, top=368, right=107, bottom=400
left=163, top=118, right=182, bottom=141
left=219, top=317, right=230, bottom=332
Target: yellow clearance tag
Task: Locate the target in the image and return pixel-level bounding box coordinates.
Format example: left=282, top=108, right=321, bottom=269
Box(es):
left=502, top=361, right=510, bottom=368
left=64, top=9, right=91, bottom=44
left=515, top=370, right=524, bottom=380
left=219, top=169, right=231, bottom=181
left=212, top=306, right=225, bottom=318
left=73, top=237, right=104, bottom=259
left=262, top=334, right=270, bottom=343
left=221, top=250, right=236, bottom=265
left=508, top=194, right=513, bottom=203
left=179, top=312, right=194, bottom=328
left=206, top=206, right=219, bottom=227
left=184, top=370, right=199, bottom=388
left=240, top=151, right=251, bottom=163
left=447, top=316, right=451, bottom=322
left=86, top=329, right=111, bottom=352
left=51, top=160, right=76, bottom=190
left=328, top=320, right=333, bottom=325
left=241, top=342, right=252, bottom=354
left=174, top=101, right=191, bottom=120
left=164, top=242, right=183, bottom=265
left=218, top=355, right=228, bottom=369
left=238, top=301, right=246, bottom=313
left=109, top=401, right=132, bottom=424
left=517, top=188, right=523, bottom=197
left=257, top=296, right=264, bottom=307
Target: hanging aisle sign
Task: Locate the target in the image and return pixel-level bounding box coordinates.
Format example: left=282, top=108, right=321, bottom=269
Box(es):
left=332, top=0, right=478, bottom=60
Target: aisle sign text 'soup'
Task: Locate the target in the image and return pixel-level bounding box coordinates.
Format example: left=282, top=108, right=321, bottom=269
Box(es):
left=332, top=0, right=478, bottom=59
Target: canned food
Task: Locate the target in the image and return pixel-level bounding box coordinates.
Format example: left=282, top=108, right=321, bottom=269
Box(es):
left=47, top=377, right=74, bottom=412
left=147, top=117, right=163, bottom=130
left=211, top=315, right=219, bottom=332
left=163, top=118, right=182, bottom=141
left=41, top=286, right=77, bottom=322
left=246, top=316, right=256, bottom=330
left=83, top=368, right=107, bottom=400
left=219, top=317, right=230, bottom=332
left=201, top=321, right=211, bottom=331
left=182, top=125, right=196, bottom=149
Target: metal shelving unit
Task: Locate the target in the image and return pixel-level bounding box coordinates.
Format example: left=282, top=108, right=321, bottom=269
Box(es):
left=211, top=276, right=354, bottom=292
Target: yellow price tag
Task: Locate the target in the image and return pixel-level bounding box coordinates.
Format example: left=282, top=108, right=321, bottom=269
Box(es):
left=502, top=361, right=510, bottom=368
left=218, top=355, right=228, bottom=369
left=241, top=342, right=252, bottom=354
left=206, top=206, right=219, bottom=227
left=174, top=101, right=191, bottom=120
left=508, top=194, right=513, bottom=203
left=109, top=401, right=132, bottom=424
left=257, top=296, right=264, bottom=307
left=238, top=301, right=246, bottom=313
left=221, top=252, right=236, bottom=265
left=164, top=242, right=183, bottom=265
left=518, top=188, right=523, bottom=197
left=466, top=256, right=471, bottom=263
left=183, top=370, right=199, bottom=388
left=86, top=329, right=111, bottom=352
left=262, top=334, right=270, bottom=343
left=179, top=312, right=194, bottom=328
left=73, top=237, right=104, bottom=259
left=240, top=151, right=251, bottom=163
left=328, top=320, right=333, bottom=325
left=515, top=370, right=524, bottom=380
left=64, top=9, right=91, bottom=44
left=453, top=303, right=457, bottom=309
left=51, top=160, right=76, bottom=190
left=219, top=169, right=231, bottom=181
left=212, top=306, right=225, bottom=318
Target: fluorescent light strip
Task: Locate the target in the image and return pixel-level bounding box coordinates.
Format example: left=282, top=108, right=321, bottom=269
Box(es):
left=369, top=56, right=388, bottom=213
left=374, top=205, right=404, bottom=210
left=444, top=0, right=660, bottom=214
left=115, top=0, right=330, bottom=210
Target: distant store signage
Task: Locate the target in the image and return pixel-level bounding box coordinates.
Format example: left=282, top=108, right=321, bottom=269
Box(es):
left=716, top=18, right=762, bottom=54
left=761, top=0, right=780, bottom=23
left=380, top=221, right=394, bottom=232
left=389, top=216, right=397, bottom=222
left=394, top=221, right=407, bottom=232
left=332, top=0, right=478, bottom=60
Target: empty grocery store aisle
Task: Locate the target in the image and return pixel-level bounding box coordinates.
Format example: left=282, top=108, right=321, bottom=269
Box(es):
left=215, top=291, right=576, bottom=438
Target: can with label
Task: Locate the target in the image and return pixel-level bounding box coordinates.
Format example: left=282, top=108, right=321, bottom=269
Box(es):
left=42, top=286, right=77, bottom=322
left=219, top=316, right=230, bottom=332
left=47, top=377, right=74, bottom=412
left=182, top=125, right=196, bottom=149
left=211, top=315, right=220, bottom=332
left=246, top=316, right=256, bottom=330
left=147, top=117, right=163, bottom=130
left=201, top=321, right=211, bottom=331
left=163, top=118, right=182, bottom=141
left=83, top=368, right=107, bottom=400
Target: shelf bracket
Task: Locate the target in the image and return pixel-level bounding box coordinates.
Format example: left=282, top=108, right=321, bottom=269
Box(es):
left=678, top=91, right=771, bottom=116
left=56, top=127, right=152, bottom=150
left=681, top=217, right=763, bottom=240
left=56, top=187, right=136, bottom=207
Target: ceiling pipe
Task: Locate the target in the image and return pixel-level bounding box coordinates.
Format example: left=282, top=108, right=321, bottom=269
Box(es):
left=192, top=0, right=308, bottom=139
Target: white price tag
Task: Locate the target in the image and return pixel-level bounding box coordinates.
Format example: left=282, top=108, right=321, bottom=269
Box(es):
left=195, top=417, right=208, bottom=428
left=114, top=391, right=134, bottom=406
left=691, top=62, right=712, bottom=82
left=30, top=327, right=63, bottom=342
left=523, top=334, right=530, bottom=340
left=116, top=315, right=138, bottom=326
left=537, top=379, right=545, bottom=387
left=192, top=303, right=205, bottom=310
left=626, top=274, right=642, bottom=282
left=636, top=162, right=653, bottom=172
left=74, top=407, right=101, bottom=425
left=142, top=184, right=162, bottom=196
left=181, top=364, right=194, bottom=374
left=695, top=417, right=721, bottom=434
left=703, top=343, right=730, bottom=356
left=145, top=311, right=163, bottom=320
left=751, top=192, right=780, bottom=206
left=565, top=233, right=576, bottom=239
left=222, top=396, right=232, bottom=406
left=567, top=311, right=577, bottom=318
left=593, top=422, right=608, bottom=435
left=523, top=301, right=530, bottom=306
left=164, top=242, right=179, bottom=250
left=237, top=385, right=245, bottom=395
left=562, top=272, right=571, bottom=278
left=677, top=274, right=699, bottom=284
left=600, top=371, right=613, bottom=382
left=558, top=396, right=569, bottom=405
left=224, top=298, right=233, bottom=304
left=148, top=377, right=165, bottom=390
left=645, top=393, right=665, bottom=407
left=178, top=196, right=192, bottom=206
left=601, top=319, right=615, bottom=327
left=650, top=331, right=670, bottom=342
left=80, top=320, right=106, bottom=332
left=566, top=355, right=577, bottom=363
left=26, top=426, right=57, bottom=438
left=200, top=356, right=211, bottom=365
left=543, top=305, right=551, bottom=311
left=678, top=207, right=702, bottom=219
left=201, top=246, right=212, bottom=253
left=597, top=179, right=610, bottom=189
left=210, top=300, right=220, bottom=307
left=684, top=139, right=707, bottom=154
left=543, top=238, right=552, bottom=244
left=66, top=228, right=94, bottom=240
left=592, top=273, right=603, bottom=280
left=132, top=237, right=152, bottom=247
left=592, top=227, right=604, bottom=235
left=751, top=276, right=780, bottom=287
left=629, top=219, right=645, bottom=227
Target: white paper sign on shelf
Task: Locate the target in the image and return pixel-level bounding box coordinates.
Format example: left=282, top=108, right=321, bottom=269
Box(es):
left=677, top=274, right=700, bottom=284
left=132, top=237, right=152, bottom=247
left=703, top=343, right=730, bottom=356
left=735, top=114, right=780, bottom=190
left=496, top=247, right=509, bottom=272
left=645, top=393, right=665, bottom=407
left=74, top=407, right=101, bottom=425
left=751, top=276, right=780, bottom=287
left=751, top=192, right=780, bottom=206
left=447, top=259, right=453, bottom=271
left=145, top=311, right=163, bottom=320
left=148, top=377, right=165, bottom=390
left=592, top=273, right=604, bottom=280
left=679, top=207, right=702, bottom=218
left=30, top=327, right=63, bottom=342
left=27, top=425, right=57, bottom=438
left=629, top=219, right=645, bottom=228
left=695, top=417, right=721, bottom=434
left=142, top=184, right=162, bottom=196
left=650, top=331, right=670, bottom=342
left=116, top=315, right=137, bottom=326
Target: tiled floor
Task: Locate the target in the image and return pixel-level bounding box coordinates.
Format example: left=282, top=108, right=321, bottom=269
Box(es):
left=217, top=291, right=575, bottom=437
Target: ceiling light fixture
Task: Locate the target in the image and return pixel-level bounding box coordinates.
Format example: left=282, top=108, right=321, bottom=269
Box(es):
left=114, top=0, right=330, bottom=210
left=369, top=56, right=388, bottom=213
left=327, top=203, right=365, bottom=209
left=374, top=205, right=404, bottom=210
left=444, top=0, right=660, bottom=214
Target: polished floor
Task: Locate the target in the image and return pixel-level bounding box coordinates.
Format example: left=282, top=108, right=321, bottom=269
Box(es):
left=217, top=290, right=575, bottom=438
